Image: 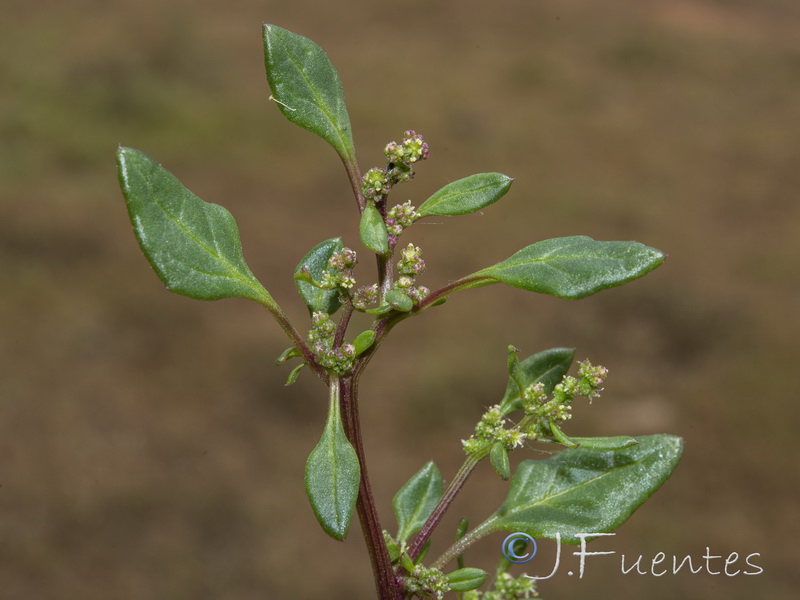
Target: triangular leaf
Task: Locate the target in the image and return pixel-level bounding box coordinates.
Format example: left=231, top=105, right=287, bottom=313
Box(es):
left=393, top=461, right=443, bottom=543
left=117, top=147, right=270, bottom=304
left=486, top=434, right=682, bottom=544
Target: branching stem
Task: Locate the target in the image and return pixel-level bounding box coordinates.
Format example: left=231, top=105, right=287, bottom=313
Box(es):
left=407, top=455, right=481, bottom=561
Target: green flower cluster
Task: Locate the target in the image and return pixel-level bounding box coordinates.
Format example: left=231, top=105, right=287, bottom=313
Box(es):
left=307, top=312, right=355, bottom=374
left=462, top=358, right=608, bottom=458
left=319, top=247, right=358, bottom=290
left=386, top=200, right=420, bottom=239
left=403, top=564, right=450, bottom=600
left=462, top=573, right=538, bottom=600
left=394, top=243, right=430, bottom=305
left=360, top=130, right=430, bottom=202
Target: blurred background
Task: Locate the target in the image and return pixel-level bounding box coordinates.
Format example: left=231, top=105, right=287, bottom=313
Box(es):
left=1, top=0, right=798, bottom=598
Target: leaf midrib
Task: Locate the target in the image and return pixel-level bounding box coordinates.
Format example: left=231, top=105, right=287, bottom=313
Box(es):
left=272, top=29, right=351, bottom=158
left=499, top=454, right=645, bottom=518
left=141, top=172, right=257, bottom=291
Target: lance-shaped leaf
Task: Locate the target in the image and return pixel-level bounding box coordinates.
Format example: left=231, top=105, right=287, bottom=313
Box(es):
left=418, top=173, right=513, bottom=217
left=263, top=25, right=355, bottom=162
left=447, top=568, right=488, bottom=592
left=295, top=238, right=343, bottom=314
left=117, top=147, right=271, bottom=304
left=490, top=442, right=511, bottom=480
left=471, top=236, right=665, bottom=300
left=393, top=461, right=444, bottom=543
left=482, top=434, right=682, bottom=544
left=499, top=347, right=575, bottom=415
left=305, top=385, right=361, bottom=541
left=360, top=203, right=389, bottom=254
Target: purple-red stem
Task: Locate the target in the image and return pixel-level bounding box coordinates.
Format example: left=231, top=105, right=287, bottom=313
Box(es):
left=407, top=456, right=481, bottom=561
left=339, top=375, right=404, bottom=599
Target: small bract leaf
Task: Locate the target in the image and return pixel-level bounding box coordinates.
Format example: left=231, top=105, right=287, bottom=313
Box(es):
left=499, top=347, right=575, bottom=415
left=393, top=461, right=443, bottom=543
left=418, top=173, right=513, bottom=217
left=474, top=236, right=665, bottom=299
left=352, top=330, right=377, bottom=355
left=447, top=567, right=488, bottom=592
left=117, top=147, right=271, bottom=304
left=385, top=537, right=401, bottom=563
left=305, top=385, right=361, bottom=540
left=506, top=345, right=525, bottom=395
left=385, top=289, right=413, bottom=312
left=487, top=434, right=683, bottom=544
left=275, top=346, right=302, bottom=366
left=263, top=25, right=355, bottom=162
left=295, top=238, right=343, bottom=314
left=285, top=363, right=305, bottom=386
left=455, top=518, right=469, bottom=569
left=548, top=421, right=580, bottom=448
left=360, top=203, right=389, bottom=255
left=400, top=553, right=416, bottom=574
left=490, top=442, right=511, bottom=480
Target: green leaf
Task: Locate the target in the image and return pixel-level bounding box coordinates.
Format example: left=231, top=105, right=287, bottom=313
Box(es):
left=352, top=330, right=377, bottom=355
left=295, top=238, right=343, bottom=314
left=385, top=289, right=413, bottom=312
left=490, top=442, right=511, bottom=480
left=263, top=25, right=355, bottom=162
left=305, top=384, right=361, bottom=540
left=275, top=346, right=301, bottom=366
left=447, top=567, right=488, bottom=592
left=285, top=363, right=305, bottom=386
left=499, top=347, right=575, bottom=415
left=359, top=203, right=389, bottom=255
left=417, top=173, right=513, bottom=217
left=393, top=461, right=443, bottom=543
left=473, top=236, right=665, bottom=300
left=566, top=435, right=640, bottom=451
left=486, top=434, right=682, bottom=544
left=506, top=345, right=526, bottom=395
left=455, top=518, right=469, bottom=570
left=117, top=147, right=271, bottom=304
left=548, top=420, right=580, bottom=448
left=400, top=553, right=416, bottom=574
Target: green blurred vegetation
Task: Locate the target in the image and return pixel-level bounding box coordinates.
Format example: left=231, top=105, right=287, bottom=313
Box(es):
left=1, top=0, right=798, bottom=598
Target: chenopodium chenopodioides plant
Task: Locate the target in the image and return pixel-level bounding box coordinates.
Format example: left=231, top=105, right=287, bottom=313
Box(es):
left=116, top=24, right=682, bottom=600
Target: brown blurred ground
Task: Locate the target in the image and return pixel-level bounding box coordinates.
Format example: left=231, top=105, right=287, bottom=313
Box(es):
left=1, top=0, right=799, bottom=598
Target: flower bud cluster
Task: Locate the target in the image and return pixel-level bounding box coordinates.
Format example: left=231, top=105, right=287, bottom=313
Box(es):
left=403, top=564, right=449, bottom=600
left=360, top=131, right=430, bottom=203
left=463, top=572, right=538, bottom=600
left=394, top=243, right=430, bottom=305
left=352, top=283, right=379, bottom=311
left=320, top=248, right=357, bottom=290
left=386, top=201, right=420, bottom=239
left=307, top=312, right=355, bottom=374
left=361, top=167, right=390, bottom=202
left=397, top=243, right=426, bottom=276
left=386, top=130, right=430, bottom=166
